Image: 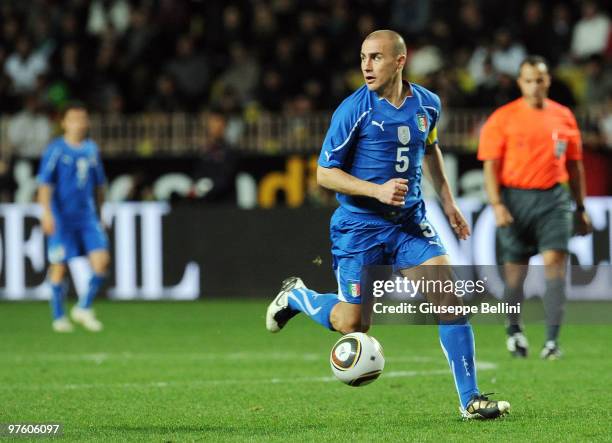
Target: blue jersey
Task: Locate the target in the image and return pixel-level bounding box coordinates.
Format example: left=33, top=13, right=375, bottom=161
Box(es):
left=37, top=137, right=106, bottom=228
left=318, top=82, right=440, bottom=217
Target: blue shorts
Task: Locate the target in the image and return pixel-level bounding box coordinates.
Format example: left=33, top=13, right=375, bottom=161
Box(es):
left=330, top=206, right=446, bottom=304
left=47, top=220, right=108, bottom=264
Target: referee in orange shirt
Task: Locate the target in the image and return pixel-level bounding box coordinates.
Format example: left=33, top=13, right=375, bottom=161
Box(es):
left=478, top=56, right=592, bottom=359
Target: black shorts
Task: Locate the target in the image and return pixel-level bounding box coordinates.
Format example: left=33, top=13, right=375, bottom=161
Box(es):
left=497, top=184, right=572, bottom=263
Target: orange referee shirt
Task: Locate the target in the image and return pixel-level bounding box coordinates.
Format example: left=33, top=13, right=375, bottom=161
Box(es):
left=478, top=98, right=582, bottom=189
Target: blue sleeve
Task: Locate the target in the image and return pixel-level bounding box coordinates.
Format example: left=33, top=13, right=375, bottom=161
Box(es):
left=423, top=93, right=442, bottom=146
left=93, top=145, right=106, bottom=186
left=318, top=98, right=369, bottom=169
left=37, top=144, right=60, bottom=185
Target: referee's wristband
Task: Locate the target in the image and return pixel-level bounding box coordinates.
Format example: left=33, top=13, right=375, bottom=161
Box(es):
left=575, top=204, right=586, bottom=212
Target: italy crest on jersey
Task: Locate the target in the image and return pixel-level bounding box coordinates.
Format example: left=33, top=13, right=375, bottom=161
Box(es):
left=416, top=113, right=428, bottom=132
left=348, top=281, right=360, bottom=297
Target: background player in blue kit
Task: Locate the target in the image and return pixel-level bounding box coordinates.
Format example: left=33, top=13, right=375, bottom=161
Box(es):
left=37, top=103, right=110, bottom=333
left=266, top=30, right=510, bottom=419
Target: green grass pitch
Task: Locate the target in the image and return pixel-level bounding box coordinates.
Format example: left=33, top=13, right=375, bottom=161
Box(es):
left=1, top=300, right=611, bottom=442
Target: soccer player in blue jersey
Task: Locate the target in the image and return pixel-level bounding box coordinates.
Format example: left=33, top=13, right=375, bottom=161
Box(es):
left=38, top=103, right=109, bottom=332
left=266, top=30, right=510, bottom=419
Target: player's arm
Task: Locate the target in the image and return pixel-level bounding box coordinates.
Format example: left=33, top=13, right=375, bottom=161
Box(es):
left=318, top=97, right=407, bottom=206
left=37, top=145, right=59, bottom=236
left=96, top=185, right=105, bottom=218
left=37, top=184, right=55, bottom=235
left=567, top=159, right=592, bottom=235
left=317, top=166, right=408, bottom=207
left=93, top=145, right=107, bottom=223
left=422, top=142, right=470, bottom=239
left=478, top=110, right=513, bottom=227
left=565, top=112, right=592, bottom=236
left=483, top=159, right=514, bottom=227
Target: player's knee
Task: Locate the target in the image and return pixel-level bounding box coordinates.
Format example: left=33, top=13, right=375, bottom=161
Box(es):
left=331, top=311, right=368, bottom=334
left=48, top=264, right=67, bottom=283
left=90, top=251, right=110, bottom=274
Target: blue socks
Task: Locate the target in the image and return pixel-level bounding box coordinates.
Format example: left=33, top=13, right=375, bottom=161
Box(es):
left=439, top=317, right=479, bottom=408
left=50, top=282, right=67, bottom=320
left=287, top=288, right=339, bottom=330
left=78, top=273, right=106, bottom=309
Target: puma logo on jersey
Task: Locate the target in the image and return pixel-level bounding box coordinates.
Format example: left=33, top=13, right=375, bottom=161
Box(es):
left=371, top=120, right=385, bottom=131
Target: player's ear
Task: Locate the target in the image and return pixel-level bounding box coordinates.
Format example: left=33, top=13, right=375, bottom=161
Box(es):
left=397, top=54, right=406, bottom=72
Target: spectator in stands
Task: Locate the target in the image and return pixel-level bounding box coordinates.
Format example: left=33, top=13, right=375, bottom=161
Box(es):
left=521, top=1, right=554, bottom=63
left=490, top=29, right=527, bottom=77
left=0, top=72, right=19, bottom=113
left=452, top=0, right=487, bottom=50
left=164, top=35, right=210, bottom=111
left=408, top=38, right=444, bottom=79
left=270, top=36, right=300, bottom=97
left=215, top=43, right=260, bottom=105
left=88, top=41, right=121, bottom=112
left=570, top=1, right=610, bottom=61
left=1, top=14, right=20, bottom=52
left=193, top=110, right=236, bottom=202
left=4, top=36, right=48, bottom=94
left=256, top=67, right=285, bottom=112
left=54, top=11, right=87, bottom=50
left=87, top=0, right=131, bottom=37
left=221, top=4, right=248, bottom=47
left=122, top=7, right=157, bottom=68
left=0, top=46, right=18, bottom=112
left=299, top=37, right=333, bottom=109
left=7, top=95, right=52, bottom=159
left=583, top=55, right=612, bottom=106
left=30, top=14, right=55, bottom=60
left=251, top=2, right=277, bottom=65
left=468, top=28, right=526, bottom=86
left=53, top=42, right=84, bottom=99
left=146, top=74, right=182, bottom=113
left=550, top=3, right=574, bottom=66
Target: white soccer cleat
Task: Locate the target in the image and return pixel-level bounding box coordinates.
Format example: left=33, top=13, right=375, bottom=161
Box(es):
left=265, top=277, right=305, bottom=332
left=52, top=317, right=74, bottom=333
left=506, top=332, right=529, bottom=358
left=71, top=306, right=103, bottom=332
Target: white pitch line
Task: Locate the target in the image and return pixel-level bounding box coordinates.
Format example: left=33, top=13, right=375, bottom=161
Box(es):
left=0, top=352, right=438, bottom=364
left=0, top=361, right=497, bottom=391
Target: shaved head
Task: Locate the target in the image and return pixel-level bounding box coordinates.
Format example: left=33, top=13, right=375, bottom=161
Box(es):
left=364, top=30, right=406, bottom=56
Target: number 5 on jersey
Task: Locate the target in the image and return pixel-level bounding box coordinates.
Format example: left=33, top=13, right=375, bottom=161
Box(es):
left=396, top=125, right=411, bottom=172
left=396, top=147, right=409, bottom=172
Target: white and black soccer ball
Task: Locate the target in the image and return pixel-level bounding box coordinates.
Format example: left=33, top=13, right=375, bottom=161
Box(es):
left=330, top=332, right=385, bottom=386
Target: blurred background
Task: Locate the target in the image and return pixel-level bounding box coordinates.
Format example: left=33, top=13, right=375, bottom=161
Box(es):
left=0, top=0, right=610, bottom=300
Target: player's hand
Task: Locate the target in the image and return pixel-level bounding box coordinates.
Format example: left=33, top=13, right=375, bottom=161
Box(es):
left=574, top=210, right=593, bottom=236
left=41, top=210, right=55, bottom=235
left=444, top=203, right=471, bottom=240
left=375, top=178, right=408, bottom=207
left=493, top=203, right=514, bottom=227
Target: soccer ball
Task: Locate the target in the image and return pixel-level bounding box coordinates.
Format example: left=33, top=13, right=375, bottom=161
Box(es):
left=330, top=332, right=385, bottom=386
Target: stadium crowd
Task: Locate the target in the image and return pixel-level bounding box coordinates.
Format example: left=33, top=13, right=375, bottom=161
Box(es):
left=0, top=0, right=611, bottom=159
